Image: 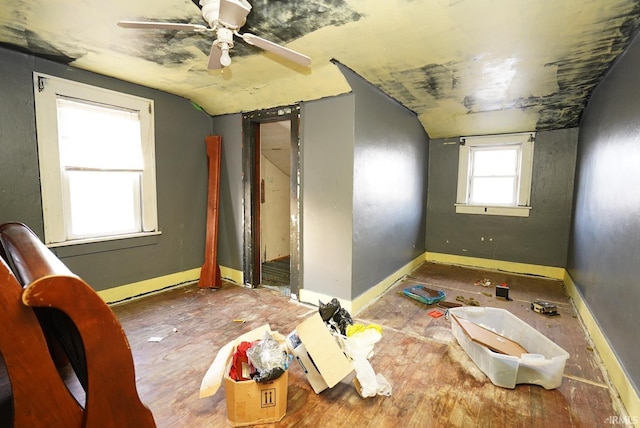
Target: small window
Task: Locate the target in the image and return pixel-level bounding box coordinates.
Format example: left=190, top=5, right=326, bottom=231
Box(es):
left=455, top=132, right=534, bottom=217
left=33, top=73, right=159, bottom=245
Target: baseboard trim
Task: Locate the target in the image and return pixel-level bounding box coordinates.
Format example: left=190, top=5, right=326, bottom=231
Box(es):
left=220, top=265, right=243, bottom=285
left=564, top=272, right=639, bottom=422
left=350, top=254, right=425, bottom=315
left=98, top=267, right=201, bottom=303
left=99, top=264, right=246, bottom=303
left=298, top=254, right=425, bottom=315
left=424, top=252, right=565, bottom=279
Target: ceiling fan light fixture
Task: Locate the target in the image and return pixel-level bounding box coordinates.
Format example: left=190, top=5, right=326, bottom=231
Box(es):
left=220, top=44, right=232, bottom=67
left=119, top=0, right=310, bottom=70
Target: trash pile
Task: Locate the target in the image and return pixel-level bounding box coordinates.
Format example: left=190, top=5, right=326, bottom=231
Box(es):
left=199, top=324, right=291, bottom=426
left=317, top=298, right=392, bottom=398
left=199, top=297, right=393, bottom=426
left=229, top=331, right=290, bottom=383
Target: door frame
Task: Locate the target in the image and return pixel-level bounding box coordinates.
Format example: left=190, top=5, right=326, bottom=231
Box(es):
left=241, top=105, right=301, bottom=297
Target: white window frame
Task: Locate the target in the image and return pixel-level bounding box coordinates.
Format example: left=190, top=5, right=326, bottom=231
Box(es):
left=455, top=132, right=535, bottom=217
left=33, top=72, right=159, bottom=246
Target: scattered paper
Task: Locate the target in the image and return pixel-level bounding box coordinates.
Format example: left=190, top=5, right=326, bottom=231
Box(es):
left=148, top=336, right=164, bottom=342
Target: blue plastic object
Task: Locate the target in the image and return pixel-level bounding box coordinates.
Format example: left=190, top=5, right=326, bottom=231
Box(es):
left=403, top=285, right=446, bottom=305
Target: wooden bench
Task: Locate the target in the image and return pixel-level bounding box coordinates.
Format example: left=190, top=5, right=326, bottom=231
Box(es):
left=0, top=222, right=155, bottom=427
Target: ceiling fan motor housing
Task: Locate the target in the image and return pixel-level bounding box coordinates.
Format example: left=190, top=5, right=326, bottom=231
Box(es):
left=200, top=0, right=251, bottom=30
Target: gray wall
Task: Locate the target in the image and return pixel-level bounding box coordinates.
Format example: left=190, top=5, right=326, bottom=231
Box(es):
left=300, top=95, right=356, bottom=301
left=210, top=67, right=429, bottom=303
left=209, top=96, right=357, bottom=300
left=208, top=95, right=358, bottom=302
left=568, top=32, right=640, bottom=395
left=0, top=47, right=213, bottom=291
left=426, top=129, right=577, bottom=267
left=337, top=63, right=429, bottom=299
left=211, top=113, right=244, bottom=271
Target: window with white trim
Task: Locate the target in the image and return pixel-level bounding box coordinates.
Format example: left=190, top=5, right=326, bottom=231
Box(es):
left=33, top=72, right=159, bottom=245
left=455, top=132, right=535, bottom=217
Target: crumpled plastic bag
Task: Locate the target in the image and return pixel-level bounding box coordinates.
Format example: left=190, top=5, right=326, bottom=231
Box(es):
left=246, top=332, right=289, bottom=382
left=374, top=373, right=392, bottom=396
left=346, top=323, right=382, bottom=337
left=319, top=298, right=353, bottom=335
left=343, top=327, right=392, bottom=398
left=344, top=328, right=381, bottom=363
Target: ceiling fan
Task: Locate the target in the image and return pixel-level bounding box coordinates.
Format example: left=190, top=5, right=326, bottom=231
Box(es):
left=118, top=0, right=311, bottom=69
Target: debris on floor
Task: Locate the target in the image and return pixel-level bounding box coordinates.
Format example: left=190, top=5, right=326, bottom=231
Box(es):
left=531, top=300, right=559, bottom=316
left=344, top=322, right=391, bottom=398
left=455, top=295, right=480, bottom=306
left=402, top=285, right=446, bottom=305
left=495, top=283, right=512, bottom=301
left=287, top=298, right=391, bottom=399
left=199, top=324, right=289, bottom=426
left=428, top=310, right=444, bottom=319
left=319, top=297, right=353, bottom=335
left=474, top=278, right=492, bottom=287
left=438, top=301, right=463, bottom=309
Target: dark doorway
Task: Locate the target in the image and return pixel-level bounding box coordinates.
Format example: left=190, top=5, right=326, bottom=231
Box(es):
left=242, top=106, right=301, bottom=297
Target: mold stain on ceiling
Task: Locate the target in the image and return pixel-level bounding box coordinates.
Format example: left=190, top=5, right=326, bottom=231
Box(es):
left=1, top=0, right=640, bottom=138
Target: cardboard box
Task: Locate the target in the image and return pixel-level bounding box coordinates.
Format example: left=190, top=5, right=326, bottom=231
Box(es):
left=223, top=369, right=287, bottom=427
left=200, top=324, right=288, bottom=426
left=287, top=336, right=329, bottom=393
left=287, top=313, right=354, bottom=394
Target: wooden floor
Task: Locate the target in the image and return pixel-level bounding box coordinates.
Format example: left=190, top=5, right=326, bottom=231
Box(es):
left=104, top=261, right=627, bottom=427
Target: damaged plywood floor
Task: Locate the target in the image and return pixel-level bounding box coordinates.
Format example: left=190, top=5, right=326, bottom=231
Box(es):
left=105, top=261, right=626, bottom=427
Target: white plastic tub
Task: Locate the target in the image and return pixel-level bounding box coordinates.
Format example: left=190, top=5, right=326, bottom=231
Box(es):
left=449, top=306, right=569, bottom=389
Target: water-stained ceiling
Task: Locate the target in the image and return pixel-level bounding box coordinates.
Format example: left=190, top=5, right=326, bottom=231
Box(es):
left=1, top=0, right=640, bottom=138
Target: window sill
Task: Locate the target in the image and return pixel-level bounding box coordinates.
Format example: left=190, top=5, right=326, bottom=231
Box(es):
left=455, top=204, right=531, bottom=217
left=48, top=231, right=162, bottom=257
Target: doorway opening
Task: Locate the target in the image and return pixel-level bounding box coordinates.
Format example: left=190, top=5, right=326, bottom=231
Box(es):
left=242, top=106, right=301, bottom=298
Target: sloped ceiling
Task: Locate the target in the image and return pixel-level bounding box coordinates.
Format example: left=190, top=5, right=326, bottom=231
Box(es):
left=1, top=0, right=640, bottom=138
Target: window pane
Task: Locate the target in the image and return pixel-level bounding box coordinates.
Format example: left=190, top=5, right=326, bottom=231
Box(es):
left=472, top=148, right=518, bottom=176
left=470, top=177, right=516, bottom=204
left=57, top=97, right=143, bottom=170
left=66, top=171, right=141, bottom=238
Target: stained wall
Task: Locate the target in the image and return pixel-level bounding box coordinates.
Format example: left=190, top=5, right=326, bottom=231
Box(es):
left=568, top=30, right=640, bottom=396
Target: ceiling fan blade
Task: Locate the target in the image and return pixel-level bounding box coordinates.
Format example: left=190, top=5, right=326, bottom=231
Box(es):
left=117, top=21, right=208, bottom=32
left=218, top=0, right=252, bottom=29
left=242, top=33, right=311, bottom=67
left=207, top=43, right=223, bottom=69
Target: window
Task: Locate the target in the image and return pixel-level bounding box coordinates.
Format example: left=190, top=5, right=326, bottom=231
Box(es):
left=455, top=132, right=535, bottom=217
left=33, top=73, right=158, bottom=245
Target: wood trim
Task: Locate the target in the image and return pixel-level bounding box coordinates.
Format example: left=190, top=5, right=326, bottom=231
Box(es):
left=199, top=136, right=222, bottom=289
